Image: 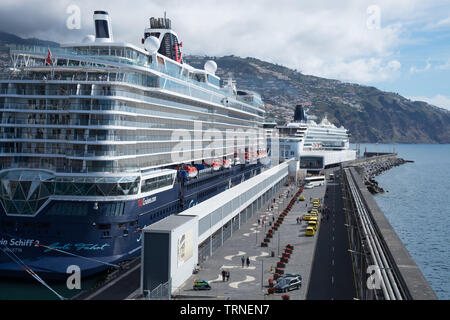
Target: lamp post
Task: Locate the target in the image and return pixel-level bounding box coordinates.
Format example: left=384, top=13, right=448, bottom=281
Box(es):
left=348, top=249, right=370, bottom=300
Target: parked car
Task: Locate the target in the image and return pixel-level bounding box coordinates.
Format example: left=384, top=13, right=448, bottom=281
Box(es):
left=308, top=220, right=318, bottom=231
left=305, top=226, right=315, bottom=236
left=274, top=276, right=302, bottom=292
left=278, top=273, right=302, bottom=282
left=193, top=278, right=211, bottom=290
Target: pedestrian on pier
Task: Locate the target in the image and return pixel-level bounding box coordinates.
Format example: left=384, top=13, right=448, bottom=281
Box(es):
left=246, top=257, right=250, bottom=268
left=241, top=256, right=245, bottom=268
left=221, top=270, right=226, bottom=281
left=226, top=271, right=230, bottom=281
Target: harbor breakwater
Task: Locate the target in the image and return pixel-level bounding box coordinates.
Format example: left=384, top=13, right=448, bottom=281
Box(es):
left=351, top=154, right=410, bottom=194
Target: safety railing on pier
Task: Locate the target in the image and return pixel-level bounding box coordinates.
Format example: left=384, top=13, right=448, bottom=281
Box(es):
left=342, top=167, right=409, bottom=300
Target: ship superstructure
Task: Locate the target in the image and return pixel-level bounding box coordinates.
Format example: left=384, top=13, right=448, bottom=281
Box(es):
left=0, top=11, right=267, bottom=278
left=276, top=105, right=356, bottom=172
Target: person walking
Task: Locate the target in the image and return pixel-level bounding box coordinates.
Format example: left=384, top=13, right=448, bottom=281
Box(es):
left=246, top=257, right=250, bottom=268
left=226, top=271, right=230, bottom=281
left=241, top=256, right=245, bottom=268
left=221, top=269, right=226, bottom=282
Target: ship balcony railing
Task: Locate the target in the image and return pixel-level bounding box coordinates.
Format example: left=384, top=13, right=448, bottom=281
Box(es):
left=0, top=146, right=239, bottom=158
left=5, top=46, right=265, bottom=116
left=0, top=118, right=195, bottom=130
left=0, top=85, right=264, bottom=119
left=0, top=102, right=257, bottom=128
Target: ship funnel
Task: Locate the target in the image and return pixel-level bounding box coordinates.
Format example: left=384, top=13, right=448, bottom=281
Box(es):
left=94, top=10, right=113, bottom=43
left=294, top=105, right=307, bottom=122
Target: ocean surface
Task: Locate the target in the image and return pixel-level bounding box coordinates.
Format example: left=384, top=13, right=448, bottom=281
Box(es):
left=354, top=143, right=450, bottom=300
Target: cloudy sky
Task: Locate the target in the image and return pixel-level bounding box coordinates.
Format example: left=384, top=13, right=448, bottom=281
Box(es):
left=1, top=0, right=450, bottom=110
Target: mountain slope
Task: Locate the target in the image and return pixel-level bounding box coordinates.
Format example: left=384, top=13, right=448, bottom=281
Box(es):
left=0, top=31, right=59, bottom=47
left=185, top=55, right=450, bottom=143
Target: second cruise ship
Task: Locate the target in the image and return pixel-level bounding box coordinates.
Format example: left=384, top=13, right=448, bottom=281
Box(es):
left=273, top=105, right=356, bottom=172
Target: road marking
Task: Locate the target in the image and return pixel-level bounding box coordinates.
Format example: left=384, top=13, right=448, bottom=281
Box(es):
left=249, top=251, right=269, bottom=261
left=331, top=276, right=334, bottom=285
left=332, top=246, right=335, bottom=252
left=224, top=251, right=246, bottom=261
left=221, top=265, right=256, bottom=270
left=229, top=275, right=255, bottom=289
left=332, top=236, right=335, bottom=241
left=209, top=274, right=224, bottom=283
left=332, top=259, right=335, bottom=266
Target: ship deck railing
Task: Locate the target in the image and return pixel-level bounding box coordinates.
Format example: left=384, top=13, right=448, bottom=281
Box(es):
left=6, top=44, right=266, bottom=112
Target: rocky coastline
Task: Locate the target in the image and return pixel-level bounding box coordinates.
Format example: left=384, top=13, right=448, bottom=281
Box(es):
left=355, top=156, right=410, bottom=194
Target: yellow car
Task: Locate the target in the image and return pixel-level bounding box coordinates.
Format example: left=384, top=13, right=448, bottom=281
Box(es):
left=313, top=203, right=320, bottom=209
left=309, top=216, right=318, bottom=225
left=305, top=226, right=315, bottom=236
left=313, top=198, right=320, bottom=203
left=302, top=214, right=314, bottom=221
left=310, top=209, right=319, bottom=215
left=299, top=195, right=305, bottom=201
left=308, top=220, right=318, bottom=231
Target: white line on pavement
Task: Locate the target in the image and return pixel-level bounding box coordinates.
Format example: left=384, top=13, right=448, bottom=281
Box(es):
left=221, top=265, right=256, bottom=270
left=229, top=275, right=256, bottom=289
left=224, top=251, right=246, bottom=261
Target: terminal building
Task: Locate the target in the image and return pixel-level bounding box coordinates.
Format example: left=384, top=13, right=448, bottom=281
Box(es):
left=141, top=160, right=291, bottom=295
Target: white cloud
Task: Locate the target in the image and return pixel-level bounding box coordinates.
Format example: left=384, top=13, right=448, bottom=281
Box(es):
left=409, top=60, right=431, bottom=74
left=0, top=0, right=445, bottom=84
left=408, top=94, right=450, bottom=111
left=436, top=60, right=450, bottom=71
left=423, top=17, right=450, bottom=30
left=309, top=58, right=401, bottom=83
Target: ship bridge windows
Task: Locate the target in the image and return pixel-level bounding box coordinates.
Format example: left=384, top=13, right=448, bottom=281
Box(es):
left=191, top=72, right=206, bottom=83
left=141, top=173, right=175, bottom=193
left=207, top=75, right=220, bottom=87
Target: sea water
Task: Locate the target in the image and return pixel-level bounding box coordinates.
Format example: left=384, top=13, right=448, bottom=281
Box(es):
left=354, top=143, right=450, bottom=300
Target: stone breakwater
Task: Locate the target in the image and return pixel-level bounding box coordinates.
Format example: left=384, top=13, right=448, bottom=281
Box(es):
left=354, top=156, right=409, bottom=194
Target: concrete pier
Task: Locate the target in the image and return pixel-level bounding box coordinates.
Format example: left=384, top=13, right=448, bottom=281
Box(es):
left=342, top=165, right=437, bottom=300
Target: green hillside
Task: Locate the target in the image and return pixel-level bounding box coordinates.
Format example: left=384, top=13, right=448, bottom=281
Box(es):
left=185, top=55, right=450, bottom=143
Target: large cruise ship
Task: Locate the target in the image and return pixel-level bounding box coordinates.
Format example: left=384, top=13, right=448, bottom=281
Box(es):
left=275, top=105, right=356, bottom=172
left=0, top=11, right=268, bottom=279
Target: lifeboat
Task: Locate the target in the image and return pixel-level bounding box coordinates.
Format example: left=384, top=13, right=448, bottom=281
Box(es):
left=222, top=158, right=231, bottom=169
left=257, top=150, right=267, bottom=159
left=183, top=164, right=198, bottom=178
left=233, top=152, right=241, bottom=165
left=177, top=164, right=198, bottom=179
left=211, top=160, right=221, bottom=171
